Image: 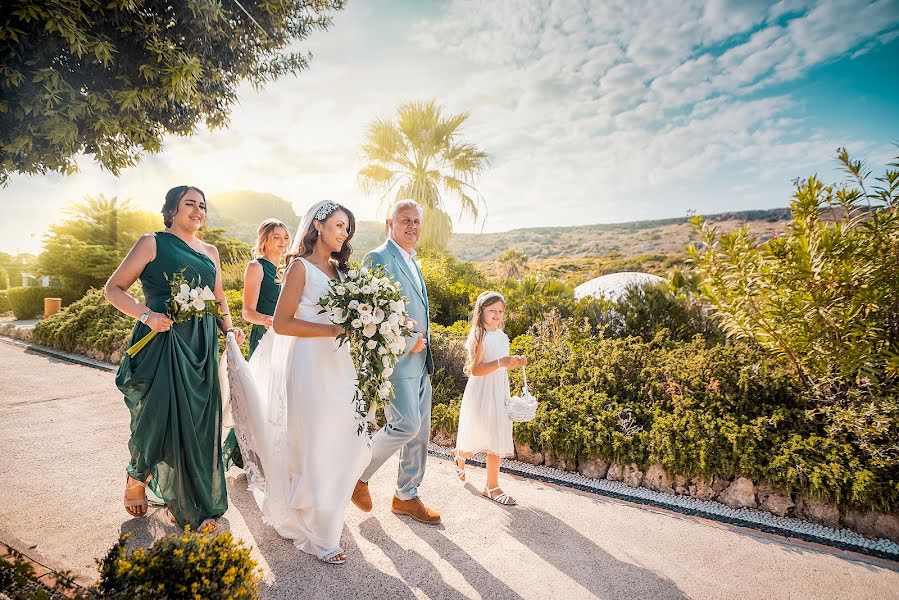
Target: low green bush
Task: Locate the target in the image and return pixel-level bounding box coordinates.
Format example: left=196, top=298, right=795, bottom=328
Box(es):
left=0, top=289, right=9, bottom=314
left=429, top=322, right=468, bottom=407
left=32, top=288, right=132, bottom=357
left=96, top=530, right=261, bottom=599
left=0, top=267, right=8, bottom=290
left=7, top=286, right=82, bottom=320
left=506, top=312, right=898, bottom=513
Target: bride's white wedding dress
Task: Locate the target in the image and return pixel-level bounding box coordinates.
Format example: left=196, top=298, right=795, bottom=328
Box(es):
left=221, top=256, right=371, bottom=559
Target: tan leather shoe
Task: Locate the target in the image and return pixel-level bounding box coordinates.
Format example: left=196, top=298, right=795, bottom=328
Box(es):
left=391, top=496, right=441, bottom=525
left=351, top=480, right=372, bottom=512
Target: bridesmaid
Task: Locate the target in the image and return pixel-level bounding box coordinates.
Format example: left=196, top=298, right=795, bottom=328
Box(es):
left=104, top=185, right=245, bottom=530
left=243, top=219, right=290, bottom=358
left=222, top=218, right=289, bottom=470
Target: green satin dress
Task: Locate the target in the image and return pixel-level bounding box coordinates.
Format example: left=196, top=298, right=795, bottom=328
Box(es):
left=248, top=257, right=281, bottom=358
left=223, top=257, right=282, bottom=470
left=115, top=231, right=227, bottom=529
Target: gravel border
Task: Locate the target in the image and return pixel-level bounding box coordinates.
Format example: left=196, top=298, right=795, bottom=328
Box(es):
left=429, top=444, right=899, bottom=563
left=5, top=335, right=896, bottom=563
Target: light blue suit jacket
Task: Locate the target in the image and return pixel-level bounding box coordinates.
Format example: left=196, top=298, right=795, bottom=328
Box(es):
left=363, top=239, right=434, bottom=379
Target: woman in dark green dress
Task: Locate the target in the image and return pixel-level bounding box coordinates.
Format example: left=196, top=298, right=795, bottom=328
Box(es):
left=104, top=186, right=245, bottom=530
left=222, top=219, right=289, bottom=469
left=243, top=219, right=289, bottom=358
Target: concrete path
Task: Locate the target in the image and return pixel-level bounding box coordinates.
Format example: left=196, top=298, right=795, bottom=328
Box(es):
left=0, top=340, right=897, bottom=600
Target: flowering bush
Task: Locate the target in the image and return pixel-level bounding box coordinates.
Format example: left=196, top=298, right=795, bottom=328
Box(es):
left=96, top=530, right=260, bottom=599
left=318, top=264, right=415, bottom=431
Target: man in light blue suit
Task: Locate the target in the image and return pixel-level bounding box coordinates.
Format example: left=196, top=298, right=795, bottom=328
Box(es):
left=352, top=200, right=441, bottom=525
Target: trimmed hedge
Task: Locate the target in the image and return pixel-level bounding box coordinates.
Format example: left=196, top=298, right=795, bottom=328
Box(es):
left=32, top=288, right=132, bottom=359
left=507, top=315, right=899, bottom=513
left=7, top=286, right=82, bottom=320
left=0, top=289, right=9, bottom=314
left=0, top=267, right=8, bottom=290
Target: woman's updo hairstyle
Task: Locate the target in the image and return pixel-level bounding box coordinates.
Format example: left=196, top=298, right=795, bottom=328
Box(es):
left=162, top=185, right=206, bottom=228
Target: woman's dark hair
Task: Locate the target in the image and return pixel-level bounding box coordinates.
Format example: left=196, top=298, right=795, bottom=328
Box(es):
left=162, top=185, right=206, bottom=228
left=283, top=203, right=356, bottom=275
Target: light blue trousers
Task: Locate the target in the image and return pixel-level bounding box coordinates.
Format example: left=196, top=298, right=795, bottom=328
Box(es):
left=361, top=366, right=433, bottom=501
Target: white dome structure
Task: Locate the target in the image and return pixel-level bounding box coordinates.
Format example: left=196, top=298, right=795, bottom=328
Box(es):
left=574, top=271, right=666, bottom=301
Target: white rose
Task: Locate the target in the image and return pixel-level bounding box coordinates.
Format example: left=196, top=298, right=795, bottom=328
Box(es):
left=351, top=318, right=362, bottom=329
left=361, top=268, right=369, bottom=276
left=382, top=366, right=393, bottom=378
left=361, top=285, right=372, bottom=294
left=382, top=355, right=392, bottom=367
left=389, top=300, right=405, bottom=314
left=366, top=340, right=377, bottom=350
left=405, top=318, right=415, bottom=329
left=363, top=323, right=377, bottom=338
left=189, top=287, right=200, bottom=300
left=372, top=307, right=385, bottom=324
left=179, top=283, right=191, bottom=296
left=347, top=283, right=359, bottom=294
left=361, top=313, right=373, bottom=325
left=348, top=300, right=359, bottom=310
left=191, top=297, right=206, bottom=311
left=387, top=313, right=400, bottom=325
left=378, top=346, right=388, bottom=355
left=379, top=321, right=392, bottom=335
left=348, top=270, right=358, bottom=278
left=336, top=286, right=346, bottom=296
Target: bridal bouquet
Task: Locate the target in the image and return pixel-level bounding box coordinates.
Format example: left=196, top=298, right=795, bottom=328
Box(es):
left=318, top=264, right=416, bottom=432
left=126, top=270, right=220, bottom=358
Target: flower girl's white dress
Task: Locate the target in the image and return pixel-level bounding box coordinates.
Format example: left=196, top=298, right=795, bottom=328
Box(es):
left=455, top=329, right=515, bottom=457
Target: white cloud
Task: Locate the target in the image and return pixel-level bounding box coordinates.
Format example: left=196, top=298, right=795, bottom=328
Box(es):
left=1, top=0, right=896, bottom=253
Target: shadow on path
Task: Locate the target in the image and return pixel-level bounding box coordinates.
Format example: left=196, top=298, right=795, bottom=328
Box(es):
left=226, top=477, right=412, bottom=600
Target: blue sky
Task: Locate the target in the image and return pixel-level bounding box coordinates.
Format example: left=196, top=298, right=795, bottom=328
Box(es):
left=1, top=0, right=898, bottom=253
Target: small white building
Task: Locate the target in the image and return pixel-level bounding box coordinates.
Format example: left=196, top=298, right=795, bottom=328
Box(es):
left=574, top=271, right=666, bottom=302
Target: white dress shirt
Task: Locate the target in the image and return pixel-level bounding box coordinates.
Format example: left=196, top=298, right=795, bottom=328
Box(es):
left=388, top=237, right=423, bottom=293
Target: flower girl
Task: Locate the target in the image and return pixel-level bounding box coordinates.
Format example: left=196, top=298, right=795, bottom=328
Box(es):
left=452, top=291, right=527, bottom=505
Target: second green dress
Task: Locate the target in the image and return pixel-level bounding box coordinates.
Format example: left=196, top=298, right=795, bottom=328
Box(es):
left=223, top=257, right=281, bottom=470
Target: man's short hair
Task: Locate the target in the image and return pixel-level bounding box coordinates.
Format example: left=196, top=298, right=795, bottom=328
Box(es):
left=389, top=199, right=423, bottom=221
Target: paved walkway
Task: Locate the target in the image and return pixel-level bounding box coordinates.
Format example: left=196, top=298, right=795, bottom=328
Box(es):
left=0, top=341, right=897, bottom=599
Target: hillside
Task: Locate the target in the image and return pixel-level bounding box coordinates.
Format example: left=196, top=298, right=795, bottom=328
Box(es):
left=207, top=191, right=301, bottom=242
left=449, top=208, right=791, bottom=261
left=205, top=191, right=791, bottom=269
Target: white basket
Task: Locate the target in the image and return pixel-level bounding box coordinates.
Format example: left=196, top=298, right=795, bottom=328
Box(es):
left=505, top=367, right=537, bottom=423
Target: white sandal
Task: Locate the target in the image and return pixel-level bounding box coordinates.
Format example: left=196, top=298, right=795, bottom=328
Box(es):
left=482, top=486, right=517, bottom=506
left=321, top=549, right=346, bottom=565
left=450, top=449, right=466, bottom=482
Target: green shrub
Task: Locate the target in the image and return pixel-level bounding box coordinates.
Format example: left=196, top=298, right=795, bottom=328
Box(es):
left=420, top=250, right=488, bottom=325
left=0, top=267, right=8, bottom=290
left=432, top=399, right=461, bottom=434
left=603, top=283, right=723, bottom=343
left=7, top=286, right=82, bottom=320
left=429, top=322, right=468, bottom=406
left=0, top=289, right=9, bottom=314
left=96, top=530, right=261, bottom=599
left=509, top=312, right=898, bottom=512
left=32, top=288, right=132, bottom=356
left=222, top=289, right=251, bottom=357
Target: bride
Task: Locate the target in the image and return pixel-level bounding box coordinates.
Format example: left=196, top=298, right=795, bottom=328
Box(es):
left=221, top=200, right=371, bottom=565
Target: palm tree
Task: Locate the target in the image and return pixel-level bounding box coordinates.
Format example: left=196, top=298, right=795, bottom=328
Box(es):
left=497, top=249, right=529, bottom=280
left=358, top=99, right=490, bottom=250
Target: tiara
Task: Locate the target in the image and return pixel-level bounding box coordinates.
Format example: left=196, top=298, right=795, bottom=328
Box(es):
left=314, top=202, right=339, bottom=222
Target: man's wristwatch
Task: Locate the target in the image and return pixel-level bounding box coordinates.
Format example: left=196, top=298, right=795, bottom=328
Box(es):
left=139, top=309, right=152, bottom=324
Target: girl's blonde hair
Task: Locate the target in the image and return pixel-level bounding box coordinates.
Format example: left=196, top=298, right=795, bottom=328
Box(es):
left=253, top=219, right=289, bottom=259
left=464, top=291, right=506, bottom=375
